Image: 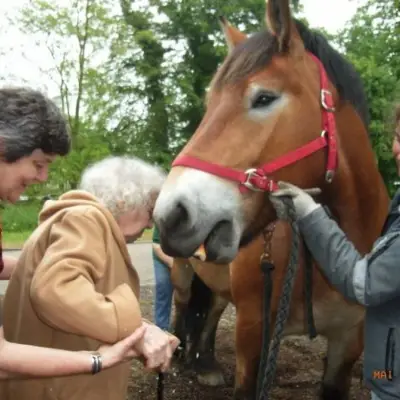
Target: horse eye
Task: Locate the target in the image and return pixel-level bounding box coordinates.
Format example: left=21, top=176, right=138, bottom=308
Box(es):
left=251, top=92, right=277, bottom=109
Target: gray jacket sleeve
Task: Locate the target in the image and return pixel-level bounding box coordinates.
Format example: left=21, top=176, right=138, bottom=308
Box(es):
left=298, top=205, right=400, bottom=307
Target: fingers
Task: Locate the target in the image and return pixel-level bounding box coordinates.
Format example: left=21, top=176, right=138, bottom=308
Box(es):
left=126, top=348, right=141, bottom=358
left=270, top=181, right=321, bottom=198
left=143, top=341, right=168, bottom=370
left=137, top=324, right=180, bottom=373
left=276, top=181, right=299, bottom=191
left=145, top=346, right=173, bottom=373
left=160, top=343, right=172, bottom=373
left=122, top=325, right=147, bottom=347
left=142, top=334, right=177, bottom=372
left=277, top=181, right=321, bottom=195
left=168, top=336, right=180, bottom=353
left=304, top=188, right=322, bottom=196
left=270, top=188, right=297, bottom=197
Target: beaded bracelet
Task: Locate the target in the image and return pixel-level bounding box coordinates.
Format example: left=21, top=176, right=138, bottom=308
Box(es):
left=91, top=352, right=103, bottom=375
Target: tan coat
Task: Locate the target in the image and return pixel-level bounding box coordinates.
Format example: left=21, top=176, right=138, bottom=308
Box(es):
left=0, top=190, right=144, bottom=400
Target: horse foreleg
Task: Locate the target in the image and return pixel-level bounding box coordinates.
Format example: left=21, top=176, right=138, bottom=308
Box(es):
left=170, top=258, right=194, bottom=361
left=233, top=297, right=263, bottom=400
left=192, top=293, right=229, bottom=387
left=320, top=316, right=364, bottom=400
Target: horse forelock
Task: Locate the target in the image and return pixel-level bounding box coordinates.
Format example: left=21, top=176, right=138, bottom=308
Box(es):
left=211, top=30, right=278, bottom=90
left=210, top=19, right=370, bottom=131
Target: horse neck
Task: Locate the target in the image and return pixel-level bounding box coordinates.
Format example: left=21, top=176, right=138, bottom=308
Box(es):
left=322, top=103, right=390, bottom=253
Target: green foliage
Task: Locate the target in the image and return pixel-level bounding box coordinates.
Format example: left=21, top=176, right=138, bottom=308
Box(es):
left=5, top=0, right=400, bottom=206
left=2, top=201, right=42, bottom=233
left=150, top=0, right=269, bottom=150
left=118, top=0, right=307, bottom=166
left=1, top=203, right=155, bottom=247
left=9, top=0, right=134, bottom=192
left=49, top=134, right=111, bottom=191
left=336, top=0, right=400, bottom=195
left=22, top=131, right=111, bottom=197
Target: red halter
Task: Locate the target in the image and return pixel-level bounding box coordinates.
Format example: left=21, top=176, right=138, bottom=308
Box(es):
left=172, top=53, right=338, bottom=193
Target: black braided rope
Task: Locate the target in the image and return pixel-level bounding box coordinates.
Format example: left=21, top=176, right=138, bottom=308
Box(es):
left=256, top=197, right=316, bottom=399
left=256, top=258, right=275, bottom=396
left=157, top=372, right=164, bottom=400
left=303, top=242, right=317, bottom=339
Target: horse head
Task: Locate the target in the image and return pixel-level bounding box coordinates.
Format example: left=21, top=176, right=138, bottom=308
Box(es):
left=154, top=0, right=376, bottom=263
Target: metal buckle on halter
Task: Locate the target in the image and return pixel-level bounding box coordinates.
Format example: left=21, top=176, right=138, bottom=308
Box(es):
left=321, top=89, right=335, bottom=112
left=243, top=168, right=270, bottom=192
left=325, top=170, right=335, bottom=183
left=320, top=131, right=335, bottom=183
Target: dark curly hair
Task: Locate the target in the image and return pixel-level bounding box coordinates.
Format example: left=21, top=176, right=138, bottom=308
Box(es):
left=0, top=87, right=71, bottom=162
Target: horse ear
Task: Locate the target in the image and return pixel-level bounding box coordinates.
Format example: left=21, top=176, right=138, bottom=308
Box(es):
left=219, top=16, right=247, bottom=51
left=265, top=0, right=293, bottom=52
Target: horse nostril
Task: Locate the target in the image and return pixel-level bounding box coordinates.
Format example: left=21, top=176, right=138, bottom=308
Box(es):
left=164, top=202, right=189, bottom=233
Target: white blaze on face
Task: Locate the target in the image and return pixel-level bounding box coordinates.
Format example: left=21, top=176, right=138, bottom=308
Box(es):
left=153, top=168, right=245, bottom=250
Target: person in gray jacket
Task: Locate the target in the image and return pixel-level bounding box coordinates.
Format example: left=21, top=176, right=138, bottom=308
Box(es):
left=270, top=108, right=400, bottom=400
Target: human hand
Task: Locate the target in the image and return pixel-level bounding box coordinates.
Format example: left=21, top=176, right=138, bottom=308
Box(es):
left=269, top=181, right=321, bottom=220
left=166, top=256, right=174, bottom=269
left=98, top=325, right=147, bottom=369
left=135, top=321, right=180, bottom=372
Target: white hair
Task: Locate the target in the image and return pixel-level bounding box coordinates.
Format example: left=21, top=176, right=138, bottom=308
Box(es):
left=78, top=156, right=166, bottom=217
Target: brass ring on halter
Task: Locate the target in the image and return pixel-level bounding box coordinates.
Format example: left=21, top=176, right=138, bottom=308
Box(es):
left=243, top=168, right=266, bottom=192
left=325, top=170, right=335, bottom=183
left=321, top=89, right=336, bottom=112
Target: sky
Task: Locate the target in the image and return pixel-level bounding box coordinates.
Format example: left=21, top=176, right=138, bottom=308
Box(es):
left=300, top=0, right=361, bottom=32
left=0, top=0, right=362, bottom=99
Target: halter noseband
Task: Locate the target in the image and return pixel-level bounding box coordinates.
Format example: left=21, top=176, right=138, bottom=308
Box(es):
left=172, top=52, right=337, bottom=193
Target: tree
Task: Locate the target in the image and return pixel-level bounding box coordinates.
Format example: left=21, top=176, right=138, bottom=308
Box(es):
left=119, top=1, right=171, bottom=167
left=13, top=0, right=114, bottom=139
left=336, top=0, right=400, bottom=194
left=119, top=0, right=304, bottom=168
left=7, top=0, right=128, bottom=193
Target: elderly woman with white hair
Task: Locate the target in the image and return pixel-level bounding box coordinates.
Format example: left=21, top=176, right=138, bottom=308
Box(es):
left=0, top=156, right=180, bottom=400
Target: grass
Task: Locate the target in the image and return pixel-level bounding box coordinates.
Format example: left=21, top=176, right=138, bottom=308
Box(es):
left=3, top=228, right=154, bottom=249
left=139, top=229, right=153, bottom=242
left=1, top=201, right=155, bottom=249
left=3, top=231, right=32, bottom=249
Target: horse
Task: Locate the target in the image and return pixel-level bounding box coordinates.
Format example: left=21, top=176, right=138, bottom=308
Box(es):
left=170, top=255, right=231, bottom=386
left=154, top=1, right=390, bottom=398
left=170, top=220, right=365, bottom=398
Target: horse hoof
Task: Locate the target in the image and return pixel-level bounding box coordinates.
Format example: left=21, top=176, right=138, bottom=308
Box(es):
left=173, top=346, right=187, bottom=363
left=197, top=369, right=226, bottom=386
left=233, top=388, right=254, bottom=400
left=320, top=384, right=349, bottom=400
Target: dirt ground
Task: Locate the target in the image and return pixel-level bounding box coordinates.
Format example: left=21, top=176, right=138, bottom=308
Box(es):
left=128, top=286, right=371, bottom=400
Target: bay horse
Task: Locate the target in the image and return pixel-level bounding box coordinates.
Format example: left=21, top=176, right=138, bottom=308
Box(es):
left=168, top=230, right=273, bottom=390
left=170, top=221, right=365, bottom=398
left=169, top=255, right=231, bottom=386
left=154, top=1, right=390, bottom=398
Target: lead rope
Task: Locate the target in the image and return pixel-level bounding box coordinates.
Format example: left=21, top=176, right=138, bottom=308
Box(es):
left=256, top=197, right=317, bottom=400
left=157, top=372, right=164, bottom=400
left=155, top=197, right=316, bottom=400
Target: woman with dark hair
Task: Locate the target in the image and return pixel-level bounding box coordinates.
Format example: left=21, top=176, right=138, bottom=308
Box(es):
left=0, top=87, right=169, bottom=382
left=0, top=86, right=71, bottom=279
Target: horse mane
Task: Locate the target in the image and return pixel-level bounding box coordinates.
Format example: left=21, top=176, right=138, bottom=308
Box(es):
left=212, top=19, right=370, bottom=130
